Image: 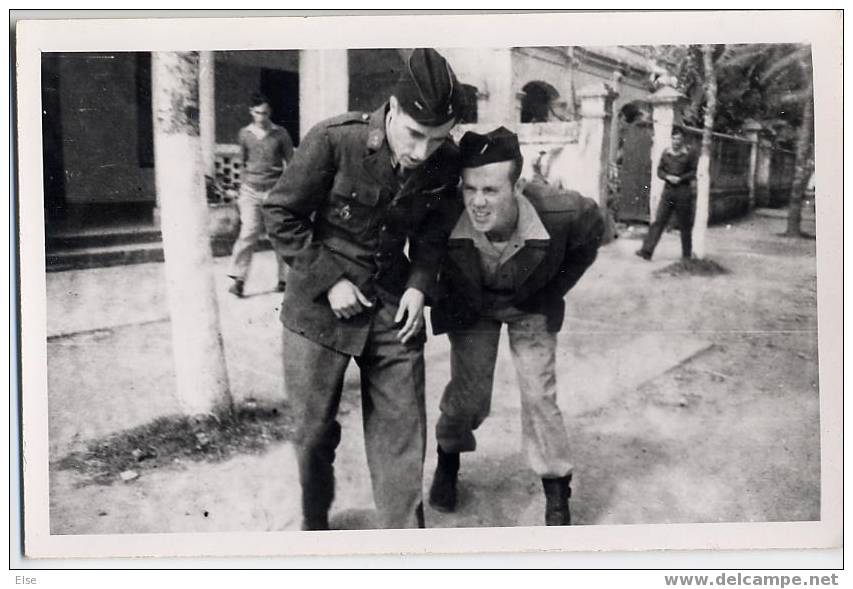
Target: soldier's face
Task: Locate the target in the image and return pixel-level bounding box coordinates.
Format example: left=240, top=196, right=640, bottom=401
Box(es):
left=387, top=97, right=455, bottom=169
left=462, top=161, right=519, bottom=235
left=671, top=133, right=684, bottom=151
left=250, top=103, right=272, bottom=127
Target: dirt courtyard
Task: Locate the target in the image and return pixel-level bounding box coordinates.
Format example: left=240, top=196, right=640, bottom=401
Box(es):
left=44, top=209, right=821, bottom=535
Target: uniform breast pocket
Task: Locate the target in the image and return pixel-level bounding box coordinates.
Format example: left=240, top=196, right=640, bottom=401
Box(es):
left=404, top=183, right=449, bottom=227
left=326, top=175, right=382, bottom=234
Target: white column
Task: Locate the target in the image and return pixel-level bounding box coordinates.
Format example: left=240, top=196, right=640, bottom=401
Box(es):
left=199, top=51, right=216, bottom=180
left=648, top=86, right=683, bottom=221
left=299, top=49, right=349, bottom=139
left=742, top=119, right=763, bottom=210
left=575, top=82, right=616, bottom=207
left=479, top=48, right=514, bottom=126
left=755, top=137, right=773, bottom=208
left=152, top=51, right=232, bottom=416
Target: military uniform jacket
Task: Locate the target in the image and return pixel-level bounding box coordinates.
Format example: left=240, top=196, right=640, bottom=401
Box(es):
left=431, top=180, right=604, bottom=335
left=262, top=104, right=462, bottom=355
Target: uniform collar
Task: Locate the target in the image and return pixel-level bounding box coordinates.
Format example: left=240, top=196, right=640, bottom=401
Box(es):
left=666, top=144, right=690, bottom=157
left=451, top=192, right=550, bottom=244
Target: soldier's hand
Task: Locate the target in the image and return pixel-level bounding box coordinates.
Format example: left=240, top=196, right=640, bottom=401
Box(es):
left=327, top=278, right=373, bottom=319
left=666, top=174, right=681, bottom=185
left=395, top=288, right=426, bottom=344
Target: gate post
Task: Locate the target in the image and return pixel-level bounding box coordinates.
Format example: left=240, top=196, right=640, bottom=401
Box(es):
left=647, top=85, right=683, bottom=221
left=755, top=137, right=773, bottom=208
left=743, top=119, right=763, bottom=210
left=577, top=82, right=617, bottom=208
left=299, top=49, right=349, bottom=140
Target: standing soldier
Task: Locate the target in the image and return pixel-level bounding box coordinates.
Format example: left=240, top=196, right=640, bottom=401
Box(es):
left=635, top=126, right=698, bottom=261
left=262, top=48, right=462, bottom=530
left=227, top=93, right=294, bottom=297
left=428, top=127, right=604, bottom=525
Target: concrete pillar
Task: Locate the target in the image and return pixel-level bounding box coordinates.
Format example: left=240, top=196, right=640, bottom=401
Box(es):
left=575, top=82, right=617, bottom=207
left=299, top=49, right=348, bottom=139
left=477, top=48, right=514, bottom=125
left=199, top=51, right=216, bottom=181
left=151, top=51, right=232, bottom=416
left=647, top=85, right=683, bottom=221
left=743, top=119, right=763, bottom=210
left=755, top=137, right=773, bottom=208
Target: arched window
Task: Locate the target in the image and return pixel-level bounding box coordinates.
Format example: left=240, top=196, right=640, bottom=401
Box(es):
left=520, top=81, right=560, bottom=123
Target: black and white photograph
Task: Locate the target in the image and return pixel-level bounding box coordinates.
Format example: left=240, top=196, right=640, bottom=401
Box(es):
left=14, top=10, right=842, bottom=561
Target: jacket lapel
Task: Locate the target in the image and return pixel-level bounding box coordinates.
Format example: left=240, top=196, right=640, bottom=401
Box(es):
left=362, top=104, right=399, bottom=190
left=363, top=148, right=398, bottom=189
left=510, top=240, right=550, bottom=301
left=446, top=239, right=483, bottom=300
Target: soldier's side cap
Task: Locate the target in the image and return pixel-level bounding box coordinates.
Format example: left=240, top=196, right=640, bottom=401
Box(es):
left=459, top=127, right=522, bottom=169
left=393, top=48, right=461, bottom=127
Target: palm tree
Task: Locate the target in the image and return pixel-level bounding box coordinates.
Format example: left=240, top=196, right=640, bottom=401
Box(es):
left=717, top=44, right=814, bottom=236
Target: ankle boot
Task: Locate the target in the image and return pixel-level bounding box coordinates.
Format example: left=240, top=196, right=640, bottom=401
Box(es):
left=542, top=475, right=572, bottom=526
left=301, top=512, right=330, bottom=531
left=428, top=447, right=460, bottom=513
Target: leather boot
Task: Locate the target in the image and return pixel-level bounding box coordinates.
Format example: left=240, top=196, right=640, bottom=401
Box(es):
left=300, top=460, right=335, bottom=531
left=428, top=447, right=460, bottom=513
left=301, top=480, right=333, bottom=530
left=542, top=475, right=572, bottom=526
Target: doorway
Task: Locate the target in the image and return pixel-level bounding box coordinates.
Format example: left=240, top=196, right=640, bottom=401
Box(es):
left=260, top=68, right=300, bottom=146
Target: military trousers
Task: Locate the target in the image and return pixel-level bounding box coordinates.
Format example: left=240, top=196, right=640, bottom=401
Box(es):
left=229, top=184, right=289, bottom=283
left=436, top=308, right=573, bottom=478
left=640, top=189, right=696, bottom=259
left=283, top=302, right=427, bottom=530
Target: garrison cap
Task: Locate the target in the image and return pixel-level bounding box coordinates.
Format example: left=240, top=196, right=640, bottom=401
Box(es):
left=393, top=48, right=461, bottom=126
left=459, top=126, right=522, bottom=169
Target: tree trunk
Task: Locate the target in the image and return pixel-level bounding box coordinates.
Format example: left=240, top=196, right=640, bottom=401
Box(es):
left=786, top=59, right=814, bottom=237
left=692, top=45, right=717, bottom=259
left=151, top=52, right=233, bottom=416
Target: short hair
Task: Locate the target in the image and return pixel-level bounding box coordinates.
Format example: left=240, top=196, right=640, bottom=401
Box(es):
left=250, top=93, right=271, bottom=108
left=671, top=126, right=686, bottom=138
left=508, top=156, right=524, bottom=185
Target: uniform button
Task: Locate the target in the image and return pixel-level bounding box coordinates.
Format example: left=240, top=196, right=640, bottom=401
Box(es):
left=351, top=191, right=357, bottom=198
left=362, top=113, right=369, bottom=120
left=381, top=225, right=388, bottom=232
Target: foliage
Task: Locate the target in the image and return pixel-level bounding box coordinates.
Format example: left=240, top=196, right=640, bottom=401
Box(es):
left=56, top=401, right=295, bottom=486
left=653, top=257, right=729, bottom=277
left=648, top=43, right=813, bottom=148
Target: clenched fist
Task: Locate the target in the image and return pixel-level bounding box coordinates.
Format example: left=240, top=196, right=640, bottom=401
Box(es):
left=327, top=278, right=373, bottom=319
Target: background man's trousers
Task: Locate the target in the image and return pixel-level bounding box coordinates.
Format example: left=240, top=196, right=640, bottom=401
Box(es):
left=436, top=308, right=573, bottom=478
left=283, top=303, right=426, bottom=529
left=639, top=189, right=696, bottom=259
left=229, top=184, right=288, bottom=283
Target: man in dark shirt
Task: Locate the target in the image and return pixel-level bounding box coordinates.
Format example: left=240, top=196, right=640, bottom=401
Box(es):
left=636, top=126, right=698, bottom=260
left=428, top=128, right=604, bottom=526
left=261, top=48, right=462, bottom=530
left=227, top=93, right=294, bottom=297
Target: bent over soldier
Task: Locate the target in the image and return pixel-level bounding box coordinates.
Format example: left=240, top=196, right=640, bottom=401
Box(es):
left=262, top=48, right=462, bottom=530
left=429, top=127, right=604, bottom=525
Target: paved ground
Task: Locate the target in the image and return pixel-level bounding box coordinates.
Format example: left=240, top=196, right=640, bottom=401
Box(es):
left=45, top=210, right=820, bottom=534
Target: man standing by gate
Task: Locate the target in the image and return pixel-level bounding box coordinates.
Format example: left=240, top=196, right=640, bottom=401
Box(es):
left=636, top=126, right=698, bottom=261
left=261, top=48, right=462, bottom=530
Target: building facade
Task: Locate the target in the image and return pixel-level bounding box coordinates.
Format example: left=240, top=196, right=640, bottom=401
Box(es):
left=41, top=46, right=662, bottom=266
